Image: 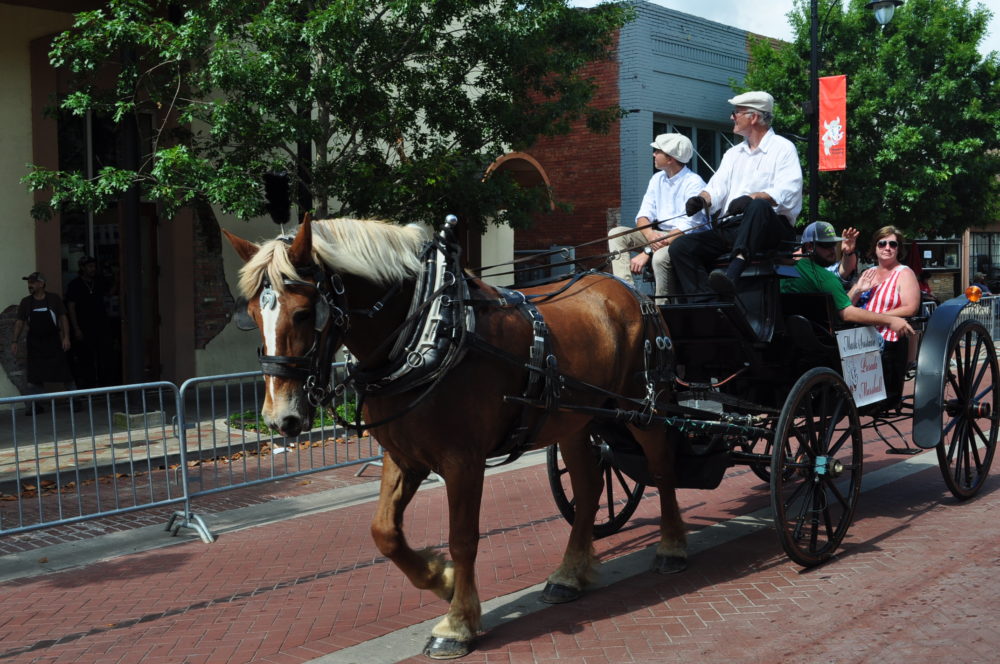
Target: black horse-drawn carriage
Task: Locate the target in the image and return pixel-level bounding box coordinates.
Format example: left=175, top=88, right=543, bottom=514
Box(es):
left=226, top=215, right=998, bottom=657
left=548, top=258, right=999, bottom=566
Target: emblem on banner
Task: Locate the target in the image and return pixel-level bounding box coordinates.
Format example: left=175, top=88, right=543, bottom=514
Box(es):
left=822, top=117, right=844, bottom=156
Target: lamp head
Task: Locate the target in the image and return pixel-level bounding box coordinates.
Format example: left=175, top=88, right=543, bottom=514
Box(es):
left=866, top=0, right=904, bottom=27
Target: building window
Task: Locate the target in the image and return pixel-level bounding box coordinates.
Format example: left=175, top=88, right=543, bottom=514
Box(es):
left=971, top=232, right=1000, bottom=288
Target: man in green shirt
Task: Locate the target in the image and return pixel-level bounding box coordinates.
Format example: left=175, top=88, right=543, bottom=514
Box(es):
left=782, top=222, right=914, bottom=337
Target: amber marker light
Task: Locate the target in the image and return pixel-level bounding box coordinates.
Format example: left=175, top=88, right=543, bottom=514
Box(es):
left=965, top=285, right=983, bottom=302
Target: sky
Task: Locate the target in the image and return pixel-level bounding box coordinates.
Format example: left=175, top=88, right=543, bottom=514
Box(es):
left=569, top=0, right=1000, bottom=57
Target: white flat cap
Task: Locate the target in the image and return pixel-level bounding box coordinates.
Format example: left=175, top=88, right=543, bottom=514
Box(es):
left=728, top=90, right=774, bottom=114
left=650, top=133, right=693, bottom=164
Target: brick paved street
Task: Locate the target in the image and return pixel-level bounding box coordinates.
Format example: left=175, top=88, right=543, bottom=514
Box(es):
left=1, top=425, right=998, bottom=664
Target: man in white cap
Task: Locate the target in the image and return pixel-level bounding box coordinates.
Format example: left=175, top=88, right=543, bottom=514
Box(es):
left=608, top=132, right=707, bottom=297
left=782, top=221, right=913, bottom=336
left=670, top=91, right=803, bottom=302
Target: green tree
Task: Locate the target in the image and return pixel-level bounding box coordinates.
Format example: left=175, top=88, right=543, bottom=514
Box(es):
left=744, top=0, right=1000, bottom=238
left=25, top=0, right=630, bottom=230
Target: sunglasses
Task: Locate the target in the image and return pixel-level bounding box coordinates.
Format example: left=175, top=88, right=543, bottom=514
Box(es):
left=877, top=240, right=899, bottom=249
left=816, top=242, right=837, bottom=249
left=730, top=110, right=754, bottom=120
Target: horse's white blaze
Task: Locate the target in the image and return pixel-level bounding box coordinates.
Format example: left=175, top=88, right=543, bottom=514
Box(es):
left=261, top=298, right=281, bottom=405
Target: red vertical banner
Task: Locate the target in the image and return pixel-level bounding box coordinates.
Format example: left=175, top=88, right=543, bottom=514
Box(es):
left=818, top=74, right=847, bottom=171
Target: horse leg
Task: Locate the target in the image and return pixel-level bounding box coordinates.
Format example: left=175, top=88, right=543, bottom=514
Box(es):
left=631, top=425, right=688, bottom=574
left=541, top=429, right=602, bottom=604
left=423, top=461, right=486, bottom=660
left=370, top=454, right=455, bottom=599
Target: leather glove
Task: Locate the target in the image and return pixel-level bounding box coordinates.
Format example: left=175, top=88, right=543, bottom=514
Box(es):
left=685, top=196, right=707, bottom=217
left=725, top=195, right=753, bottom=216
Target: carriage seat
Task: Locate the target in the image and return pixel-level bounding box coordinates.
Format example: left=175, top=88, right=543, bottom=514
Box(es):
left=781, top=293, right=843, bottom=372
left=694, top=250, right=800, bottom=344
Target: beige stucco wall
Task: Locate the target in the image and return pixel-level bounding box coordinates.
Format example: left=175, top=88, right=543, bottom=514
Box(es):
left=194, top=211, right=286, bottom=377
left=0, top=6, right=74, bottom=399
left=480, top=223, right=515, bottom=287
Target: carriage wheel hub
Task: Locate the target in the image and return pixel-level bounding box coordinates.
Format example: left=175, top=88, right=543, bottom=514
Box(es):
left=813, top=455, right=843, bottom=478
left=945, top=399, right=992, bottom=419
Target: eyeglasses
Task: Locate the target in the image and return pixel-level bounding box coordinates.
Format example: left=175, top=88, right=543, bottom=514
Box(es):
left=877, top=240, right=899, bottom=249
left=730, top=110, right=754, bottom=120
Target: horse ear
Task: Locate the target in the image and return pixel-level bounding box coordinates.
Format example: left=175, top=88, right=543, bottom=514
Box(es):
left=288, top=213, right=313, bottom=266
left=222, top=229, right=259, bottom=263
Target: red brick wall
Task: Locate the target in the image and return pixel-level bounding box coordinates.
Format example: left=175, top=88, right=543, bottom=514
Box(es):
left=516, top=39, right=621, bottom=265
left=191, top=202, right=235, bottom=350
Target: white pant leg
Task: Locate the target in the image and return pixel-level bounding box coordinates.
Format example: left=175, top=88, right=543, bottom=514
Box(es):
left=608, top=226, right=646, bottom=282
left=652, top=244, right=677, bottom=297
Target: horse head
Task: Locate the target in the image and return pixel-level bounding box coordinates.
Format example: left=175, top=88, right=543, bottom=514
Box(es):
left=223, top=216, right=427, bottom=437
left=222, top=217, right=348, bottom=437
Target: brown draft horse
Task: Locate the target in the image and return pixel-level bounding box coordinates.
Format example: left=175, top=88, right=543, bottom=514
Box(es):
left=223, top=216, right=686, bottom=659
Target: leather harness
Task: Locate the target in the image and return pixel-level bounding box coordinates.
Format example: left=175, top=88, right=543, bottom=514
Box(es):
left=246, top=222, right=675, bottom=465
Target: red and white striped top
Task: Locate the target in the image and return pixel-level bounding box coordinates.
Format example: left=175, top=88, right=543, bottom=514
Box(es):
left=865, top=264, right=909, bottom=341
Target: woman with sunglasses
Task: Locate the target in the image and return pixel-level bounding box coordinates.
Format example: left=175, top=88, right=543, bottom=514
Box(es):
left=849, top=226, right=920, bottom=329
left=848, top=225, right=920, bottom=404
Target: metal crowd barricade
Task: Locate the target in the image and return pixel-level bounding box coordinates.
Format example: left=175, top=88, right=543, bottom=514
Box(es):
left=1, top=362, right=382, bottom=546
left=0, top=382, right=181, bottom=538
left=166, top=363, right=381, bottom=542
left=955, top=293, right=1000, bottom=340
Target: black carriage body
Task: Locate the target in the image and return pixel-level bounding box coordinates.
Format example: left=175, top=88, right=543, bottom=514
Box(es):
left=547, top=254, right=998, bottom=565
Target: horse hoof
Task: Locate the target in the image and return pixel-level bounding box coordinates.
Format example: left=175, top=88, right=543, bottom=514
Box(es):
left=652, top=554, right=687, bottom=575
left=423, top=636, right=472, bottom=660
left=540, top=581, right=582, bottom=604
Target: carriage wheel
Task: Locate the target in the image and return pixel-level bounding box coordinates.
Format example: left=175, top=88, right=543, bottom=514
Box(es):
left=771, top=368, right=863, bottom=567
left=935, top=321, right=999, bottom=500
left=546, top=432, right=645, bottom=539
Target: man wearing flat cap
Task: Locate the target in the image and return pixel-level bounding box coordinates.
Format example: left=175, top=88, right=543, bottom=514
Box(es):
left=608, top=132, right=707, bottom=297
left=670, top=91, right=803, bottom=302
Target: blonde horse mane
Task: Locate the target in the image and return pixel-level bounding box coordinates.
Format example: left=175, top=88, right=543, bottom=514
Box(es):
left=237, top=218, right=428, bottom=298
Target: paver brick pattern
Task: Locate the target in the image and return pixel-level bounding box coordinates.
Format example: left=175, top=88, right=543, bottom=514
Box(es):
left=1, top=427, right=999, bottom=663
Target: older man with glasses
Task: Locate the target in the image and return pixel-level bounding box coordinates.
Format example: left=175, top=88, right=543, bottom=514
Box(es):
left=670, top=91, right=803, bottom=302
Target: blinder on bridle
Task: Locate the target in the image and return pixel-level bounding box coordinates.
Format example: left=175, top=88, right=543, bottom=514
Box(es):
left=234, top=297, right=257, bottom=331
left=233, top=274, right=335, bottom=333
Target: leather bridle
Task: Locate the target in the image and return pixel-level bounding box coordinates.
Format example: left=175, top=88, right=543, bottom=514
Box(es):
left=240, top=263, right=350, bottom=407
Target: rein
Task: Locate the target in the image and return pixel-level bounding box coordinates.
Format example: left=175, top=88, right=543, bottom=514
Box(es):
left=475, top=212, right=734, bottom=283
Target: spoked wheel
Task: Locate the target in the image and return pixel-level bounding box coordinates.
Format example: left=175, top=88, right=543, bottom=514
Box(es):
left=546, top=431, right=645, bottom=539
left=936, top=320, right=999, bottom=499
left=771, top=368, right=863, bottom=567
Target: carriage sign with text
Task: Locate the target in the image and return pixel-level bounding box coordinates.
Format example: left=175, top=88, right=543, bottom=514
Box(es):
left=224, top=213, right=996, bottom=659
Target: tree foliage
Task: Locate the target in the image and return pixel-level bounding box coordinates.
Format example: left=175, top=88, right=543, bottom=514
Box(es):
left=744, top=0, right=1000, bottom=238
left=25, top=0, right=631, bottom=229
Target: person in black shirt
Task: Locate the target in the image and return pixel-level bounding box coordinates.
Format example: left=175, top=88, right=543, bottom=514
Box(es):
left=10, top=272, right=74, bottom=411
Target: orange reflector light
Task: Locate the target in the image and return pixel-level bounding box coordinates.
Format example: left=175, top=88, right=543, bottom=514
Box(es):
left=965, top=285, right=983, bottom=302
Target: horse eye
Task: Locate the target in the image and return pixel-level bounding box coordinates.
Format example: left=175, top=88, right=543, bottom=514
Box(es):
left=292, top=309, right=313, bottom=325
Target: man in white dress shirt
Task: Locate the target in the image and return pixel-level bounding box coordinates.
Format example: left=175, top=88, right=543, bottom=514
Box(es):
left=671, top=91, right=803, bottom=302
left=608, top=133, right=707, bottom=297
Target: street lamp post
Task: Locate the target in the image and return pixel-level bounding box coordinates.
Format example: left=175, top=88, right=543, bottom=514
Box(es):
left=807, top=0, right=903, bottom=223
